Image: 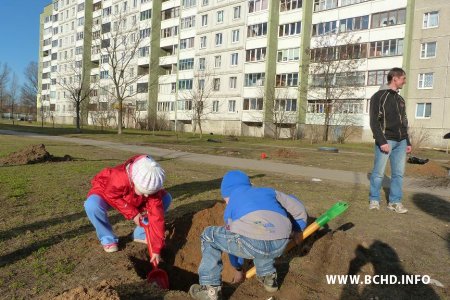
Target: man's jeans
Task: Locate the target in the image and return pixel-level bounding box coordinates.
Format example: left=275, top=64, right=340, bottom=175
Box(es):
left=198, top=226, right=289, bottom=286
left=84, top=193, right=172, bottom=245
left=369, top=139, right=407, bottom=203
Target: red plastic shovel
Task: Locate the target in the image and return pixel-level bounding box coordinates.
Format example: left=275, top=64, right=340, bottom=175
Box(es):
left=141, top=218, right=169, bottom=289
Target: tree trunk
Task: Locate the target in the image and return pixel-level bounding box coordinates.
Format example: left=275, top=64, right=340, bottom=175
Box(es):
left=76, top=102, right=81, bottom=133
left=117, top=99, right=123, bottom=135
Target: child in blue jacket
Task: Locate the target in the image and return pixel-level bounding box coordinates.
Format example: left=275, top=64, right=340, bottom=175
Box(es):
left=189, top=170, right=307, bottom=300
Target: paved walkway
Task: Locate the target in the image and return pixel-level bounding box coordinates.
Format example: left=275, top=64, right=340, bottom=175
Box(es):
left=1, top=129, right=448, bottom=199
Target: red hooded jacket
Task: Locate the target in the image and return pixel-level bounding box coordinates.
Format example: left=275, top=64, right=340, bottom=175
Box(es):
left=87, top=155, right=166, bottom=254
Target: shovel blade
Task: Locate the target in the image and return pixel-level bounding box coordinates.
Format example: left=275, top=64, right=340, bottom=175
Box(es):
left=147, top=269, right=169, bottom=289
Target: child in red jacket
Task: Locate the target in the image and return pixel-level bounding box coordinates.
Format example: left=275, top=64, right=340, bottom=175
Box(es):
left=84, top=155, right=172, bottom=261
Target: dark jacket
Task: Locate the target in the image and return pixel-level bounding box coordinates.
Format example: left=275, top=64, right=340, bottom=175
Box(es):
left=369, top=85, right=411, bottom=146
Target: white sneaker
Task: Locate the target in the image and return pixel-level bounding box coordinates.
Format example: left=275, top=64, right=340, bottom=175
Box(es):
left=387, top=203, right=408, bottom=214
left=369, top=201, right=380, bottom=210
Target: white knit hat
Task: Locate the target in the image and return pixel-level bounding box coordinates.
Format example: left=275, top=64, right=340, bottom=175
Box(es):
left=131, top=156, right=165, bottom=195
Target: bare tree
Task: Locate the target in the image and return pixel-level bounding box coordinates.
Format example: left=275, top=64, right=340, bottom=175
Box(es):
left=21, top=62, right=38, bottom=120
left=184, top=62, right=217, bottom=139
left=0, top=62, right=11, bottom=116
left=260, top=82, right=298, bottom=140
left=8, top=74, right=19, bottom=125
left=307, top=33, right=365, bottom=141
left=93, top=11, right=152, bottom=134
left=56, top=59, right=94, bottom=132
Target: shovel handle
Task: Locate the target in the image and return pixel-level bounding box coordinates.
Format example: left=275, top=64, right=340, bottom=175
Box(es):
left=141, top=217, right=159, bottom=269
left=245, top=222, right=321, bottom=279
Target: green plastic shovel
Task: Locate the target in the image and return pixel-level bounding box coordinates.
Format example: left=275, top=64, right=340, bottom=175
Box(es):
left=246, top=201, right=349, bottom=278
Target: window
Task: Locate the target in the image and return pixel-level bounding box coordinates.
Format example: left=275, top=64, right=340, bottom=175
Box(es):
left=202, top=0, right=209, bottom=6
left=276, top=73, right=299, bottom=87
left=416, top=103, right=431, bottom=118
left=418, top=73, right=434, bottom=89
left=341, top=0, right=372, bottom=6
left=280, top=0, right=302, bottom=11
left=212, top=101, right=219, bottom=112
left=313, top=0, right=337, bottom=12
left=229, top=77, right=237, bottom=89
left=137, top=82, right=148, bottom=93
left=217, top=10, right=224, bottom=23
left=179, top=58, right=194, bottom=70
left=243, top=98, right=263, bottom=110
left=371, top=9, right=406, bottom=29
left=180, top=37, right=195, bottom=49
left=246, top=47, right=267, bottom=62
left=179, top=79, right=193, bottom=90
left=140, top=28, right=151, bottom=38
left=423, top=11, right=439, bottom=28
left=310, top=72, right=365, bottom=87
left=367, top=70, right=389, bottom=86
left=177, top=100, right=192, bottom=111
left=228, top=100, right=236, bottom=112
left=244, top=73, right=265, bottom=86
left=248, top=0, right=268, bottom=13
left=101, top=54, right=109, bottom=64
left=369, top=39, right=404, bottom=57
left=100, top=70, right=109, bottom=79
left=101, top=38, right=110, bottom=48
left=420, top=42, right=437, bottom=58
left=182, top=0, right=196, bottom=8
left=232, top=29, right=240, bottom=43
left=77, top=32, right=84, bottom=41
left=233, top=6, right=241, bottom=19
left=161, top=7, right=179, bottom=20
left=103, top=7, right=112, bottom=16
left=202, top=14, right=208, bottom=27
left=78, top=17, right=84, bottom=26
left=102, top=22, right=111, bottom=33
left=198, top=57, right=206, bottom=70
left=200, top=36, right=207, bottom=48
left=279, top=22, right=301, bottom=37
left=139, top=46, right=149, bottom=57
left=247, top=23, right=268, bottom=37
left=198, top=79, right=205, bottom=91
left=339, top=15, right=369, bottom=33
left=214, top=55, right=222, bottom=68
left=214, top=78, right=221, bottom=91
left=181, top=16, right=196, bottom=29
left=277, top=48, right=299, bottom=62
left=215, top=33, right=223, bottom=46
left=231, top=53, right=239, bottom=66
left=275, top=99, right=297, bottom=111
left=140, top=9, right=151, bottom=21
left=312, top=21, right=337, bottom=36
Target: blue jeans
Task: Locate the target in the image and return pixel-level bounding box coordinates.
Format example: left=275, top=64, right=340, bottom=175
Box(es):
left=198, top=226, right=289, bottom=286
left=369, top=140, right=407, bottom=203
left=84, top=193, right=172, bottom=245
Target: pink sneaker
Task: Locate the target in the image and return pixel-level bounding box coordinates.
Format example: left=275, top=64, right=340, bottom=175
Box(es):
left=103, top=243, right=118, bottom=253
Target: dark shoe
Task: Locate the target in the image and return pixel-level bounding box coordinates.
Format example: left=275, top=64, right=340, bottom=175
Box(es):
left=189, top=284, right=222, bottom=300
left=257, top=273, right=278, bottom=292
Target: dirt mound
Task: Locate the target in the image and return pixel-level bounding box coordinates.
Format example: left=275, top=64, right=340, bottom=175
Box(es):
left=53, top=280, right=120, bottom=300
left=271, top=148, right=301, bottom=159
left=406, top=160, right=448, bottom=178
left=0, top=144, right=73, bottom=166
left=163, top=202, right=235, bottom=291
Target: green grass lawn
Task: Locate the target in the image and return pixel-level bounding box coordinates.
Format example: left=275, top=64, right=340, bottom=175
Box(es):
left=0, top=134, right=448, bottom=299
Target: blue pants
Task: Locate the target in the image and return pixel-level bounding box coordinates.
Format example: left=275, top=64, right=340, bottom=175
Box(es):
left=84, top=193, right=172, bottom=245
left=369, top=139, right=407, bottom=203
left=198, top=226, right=289, bottom=286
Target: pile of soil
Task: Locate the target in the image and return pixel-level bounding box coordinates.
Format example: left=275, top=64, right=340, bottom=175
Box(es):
left=0, top=144, right=73, bottom=166
left=271, top=148, right=301, bottom=159
left=406, top=160, right=448, bottom=178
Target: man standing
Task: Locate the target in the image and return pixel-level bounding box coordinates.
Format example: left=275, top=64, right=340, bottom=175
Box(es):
left=369, top=67, right=412, bottom=214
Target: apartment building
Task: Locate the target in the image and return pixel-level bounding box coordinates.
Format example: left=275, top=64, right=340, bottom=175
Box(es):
left=37, top=0, right=449, bottom=146
left=405, top=0, right=450, bottom=147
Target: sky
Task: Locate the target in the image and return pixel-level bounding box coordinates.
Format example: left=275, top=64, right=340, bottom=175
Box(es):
left=0, top=0, right=52, bottom=85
